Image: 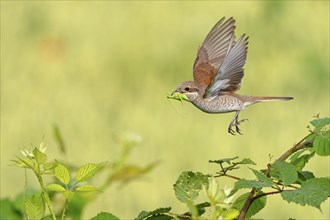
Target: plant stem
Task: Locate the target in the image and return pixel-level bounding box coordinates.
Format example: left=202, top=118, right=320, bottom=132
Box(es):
left=61, top=199, right=69, bottom=220
left=35, top=168, right=57, bottom=220
left=237, top=138, right=313, bottom=220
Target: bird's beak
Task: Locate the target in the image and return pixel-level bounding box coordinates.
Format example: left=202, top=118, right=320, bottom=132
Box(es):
left=171, top=89, right=179, bottom=95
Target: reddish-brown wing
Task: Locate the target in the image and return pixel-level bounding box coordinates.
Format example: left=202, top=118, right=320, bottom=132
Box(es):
left=193, top=17, right=236, bottom=92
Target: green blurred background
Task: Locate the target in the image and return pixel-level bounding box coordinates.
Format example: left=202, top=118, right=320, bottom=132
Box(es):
left=1, top=1, right=329, bottom=219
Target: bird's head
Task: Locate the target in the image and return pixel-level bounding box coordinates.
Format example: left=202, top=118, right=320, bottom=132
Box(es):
left=170, top=81, right=203, bottom=102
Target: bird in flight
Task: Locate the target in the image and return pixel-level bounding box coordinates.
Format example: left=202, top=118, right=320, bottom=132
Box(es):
left=169, top=17, right=293, bottom=135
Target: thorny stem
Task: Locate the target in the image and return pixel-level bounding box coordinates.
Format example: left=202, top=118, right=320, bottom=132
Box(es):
left=237, top=136, right=313, bottom=220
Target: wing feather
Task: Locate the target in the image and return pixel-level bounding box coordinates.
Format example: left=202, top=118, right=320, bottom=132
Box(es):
left=204, top=34, right=249, bottom=98
left=193, top=17, right=236, bottom=91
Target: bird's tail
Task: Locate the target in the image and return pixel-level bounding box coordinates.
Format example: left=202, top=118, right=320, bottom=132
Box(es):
left=243, top=96, right=293, bottom=107
left=255, top=96, right=294, bottom=102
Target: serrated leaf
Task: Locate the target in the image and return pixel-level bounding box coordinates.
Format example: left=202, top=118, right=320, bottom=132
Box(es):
left=135, top=207, right=172, bottom=220
left=75, top=184, right=98, bottom=192
left=250, top=168, right=273, bottom=185
left=281, top=178, right=329, bottom=209
left=209, top=156, right=239, bottom=165
left=76, top=163, right=103, bottom=183
left=25, top=193, right=45, bottom=220
left=54, top=164, right=70, bottom=185
left=296, top=171, right=315, bottom=184
left=90, top=212, right=120, bottom=220
left=307, top=177, right=330, bottom=196
left=290, top=152, right=315, bottom=171
left=33, top=147, right=47, bottom=164
left=46, top=183, right=66, bottom=192
left=313, top=130, right=330, bottom=156
left=43, top=163, right=57, bottom=172
left=270, top=161, right=298, bottom=185
left=231, top=179, right=273, bottom=195
left=232, top=192, right=267, bottom=218
left=173, top=171, right=209, bottom=203
left=238, top=158, right=256, bottom=165
left=310, top=118, right=330, bottom=131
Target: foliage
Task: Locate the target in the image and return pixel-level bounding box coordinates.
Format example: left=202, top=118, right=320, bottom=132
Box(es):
left=122, top=116, right=329, bottom=220
left=3, top=129, right=155, bottom=220
left=2, top=117, right=329, bottom=219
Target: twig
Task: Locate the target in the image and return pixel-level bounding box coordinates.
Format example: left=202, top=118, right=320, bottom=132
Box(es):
left=168, top=212, right=192, bottom=219
left=214, top=173, right=241, bottom=180
left=277, top=139, right=313, bottom=162
left=237, top=137, right=313, bottom=220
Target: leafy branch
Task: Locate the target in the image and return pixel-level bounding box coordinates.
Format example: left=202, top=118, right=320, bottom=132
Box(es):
left=236, top=117, right=329, bottom=219
left=4, top=116, right=329, bottom=220
left=130, top=116, right=329, bottom=220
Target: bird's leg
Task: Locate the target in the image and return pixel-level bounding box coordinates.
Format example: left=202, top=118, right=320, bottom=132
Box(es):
left=228, top=111, right=240, bottom=135
left=228, top=118, right=237, bottom=135
left=228, top=111, right=248, bottom=135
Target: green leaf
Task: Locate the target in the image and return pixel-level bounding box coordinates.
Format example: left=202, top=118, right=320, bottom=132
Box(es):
left=13, top=156, right=35, bottom=169
left=290, top=151, right=315, bottom=171
left=238, top=158, right=257, bottom=165
left=75, top=185, right=98, bottom=192
left=296, top=171, right=315, bottom=184
left=54, top=163, right=70, bottom=185
left=307, top=177, right=330, bottom=196
left=181, top=202, right=210, bottom=217
left=209, top=156, right=239, bottom=165
left=270, top=161, right=298, bottom=185
left=221, top=208, right=239, bottom=219
left=90, top=212, right=120, bottom=220
left=232, top=192, right=267, bottom=218
left=173, top=171, right=209, bottom=203
left=46, top=183, right=66, bottom=192
left=53, top=124, right=66, bottom=154
left=250, top=168, right=273, bottom=185
left=0, top=198, right=23, bottom=219
left=313, top=130, right=330, bottom=156
left=13, top=187, right=39, bottom=214
left=65, top=193, right=88, bottom=219
left=135, top=207, right=172, bottom=220
left=233, top=179, right=273, bottom=191
left=43, top=162, right=57, bottom=172
left=33, top=147, right=47, bottom=164
left=281, top=178, right=329, bottom=209
left=110, top=162, right=157, bottom=183
left=310, top=117, right=330, bottom=131
left=25, top=193, right=45, bottom=220
left=76, top=163, right=103, bottom=183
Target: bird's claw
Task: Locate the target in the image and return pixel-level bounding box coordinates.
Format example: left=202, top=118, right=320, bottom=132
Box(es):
left=228, top=116, right=248, bottom=135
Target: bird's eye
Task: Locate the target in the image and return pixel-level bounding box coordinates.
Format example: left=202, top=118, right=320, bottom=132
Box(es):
left=184, top=87, right=190, bottom=91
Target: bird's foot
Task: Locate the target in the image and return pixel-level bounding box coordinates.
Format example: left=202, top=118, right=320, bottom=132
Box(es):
left=228, top=118, right=248, bottom=135
left=228, top=120, right=240, bottom=135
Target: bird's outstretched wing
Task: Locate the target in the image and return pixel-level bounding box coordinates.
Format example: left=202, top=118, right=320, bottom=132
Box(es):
left=204, top=34, right=249, bottom=98
left=193, top=17, right=236, bottom=92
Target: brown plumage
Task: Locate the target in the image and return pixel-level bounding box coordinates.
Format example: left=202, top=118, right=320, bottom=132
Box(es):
left=172, top=17, right=293, bottom=135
